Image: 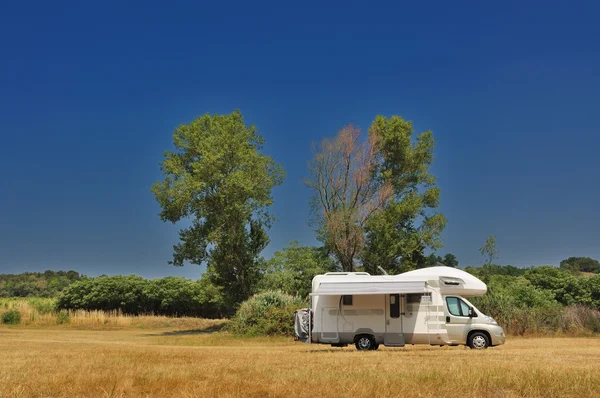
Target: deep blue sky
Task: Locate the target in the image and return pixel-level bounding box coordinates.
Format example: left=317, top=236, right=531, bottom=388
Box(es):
left=1, top=1, right=599, bottom=278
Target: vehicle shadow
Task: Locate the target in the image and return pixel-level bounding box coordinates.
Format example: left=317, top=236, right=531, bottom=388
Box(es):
left=141, top=323, right=227, bottom=337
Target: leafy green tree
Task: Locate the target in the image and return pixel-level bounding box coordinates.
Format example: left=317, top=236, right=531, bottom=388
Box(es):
left=480, top=235, right=499, bottom=265
left=524, top=266, right=589, bottom=306
left=260, top=241, right=337, bottom=298
left=443, top=253, right=459, bottom=268
left=560, top=257, right=600, bottom=273
left=152, top=111, right=285, bottom=307
left=306, top=116, right=446, bottom=273
left=363, top=116, right=446, bottom=274
left=424, top=253, right=458, bottom=268
left=425, top=253, right=443, bottom=267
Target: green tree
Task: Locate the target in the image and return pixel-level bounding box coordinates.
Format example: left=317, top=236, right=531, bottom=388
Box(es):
left=524, top=266, right=589, bottom=306
left=362, top=116, right=446, bottom=274
left=306, top=116, right=446, bottom=273
left=0, top=270, right=83, bottom=298
left=152, top=110, right=285, bottom=307
left=560, top=257, right=600, bottom=273
left=480, top=235, right=499, bottom=265
left=443, top=253, right=459, bottom=268
left=260, top=241, right=337, bottom=298
left=423, top=253, right=458, bottom=268
left=424, top=253, right=441, bottom=267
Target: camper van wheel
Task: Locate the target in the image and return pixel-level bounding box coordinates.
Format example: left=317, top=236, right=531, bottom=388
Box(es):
left=355, top=335, right=376, bottom=351
left=468, top=332, right=490, bottom=350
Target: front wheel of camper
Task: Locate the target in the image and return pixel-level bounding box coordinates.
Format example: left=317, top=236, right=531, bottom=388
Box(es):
left=468, top=332, right=490, bottom=350
left=355, top=335, right=375, bottom=351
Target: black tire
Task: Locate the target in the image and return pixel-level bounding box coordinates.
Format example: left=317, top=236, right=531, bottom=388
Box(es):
left=355, top=335, right=376, bottom=351
left=372, top=343, right=380, bottom=351
left=468, top=332, right=490, bottom=350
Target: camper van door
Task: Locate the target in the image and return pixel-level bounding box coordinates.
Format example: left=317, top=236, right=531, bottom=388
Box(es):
left=444, top=296, right=472, bottom=343
left=384, top=294, right=405, bottom=346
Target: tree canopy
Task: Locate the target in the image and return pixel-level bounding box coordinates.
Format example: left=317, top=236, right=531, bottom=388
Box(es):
left=560, top=257, right=600, bottom=273
left=306, top=116, right=446, bottom=273
left=259, top=241, right=337, bottom=298
left=152, top=110, right=285, bottom=306
left=480, top=235, right=499, bottom=265
left=0, top=270, right=82, bottom=298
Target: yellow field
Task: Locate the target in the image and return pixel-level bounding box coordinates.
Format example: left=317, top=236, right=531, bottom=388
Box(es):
left=1, top=325, right=599, bottom=398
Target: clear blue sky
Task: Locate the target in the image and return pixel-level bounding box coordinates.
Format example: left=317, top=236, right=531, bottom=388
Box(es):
left=1, top=1, right=599, bottom=278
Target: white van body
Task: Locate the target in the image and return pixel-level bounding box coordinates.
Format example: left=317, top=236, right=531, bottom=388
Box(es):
left=295, top=266, right=505, bottom=350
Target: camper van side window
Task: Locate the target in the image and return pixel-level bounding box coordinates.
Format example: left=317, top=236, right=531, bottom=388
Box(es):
left=459, top=300, right=471, bottom=317
left=343, top=295, right=353, bottom=306
left=407, top=294, right=421, bottom=304
left=446, top=297, right=472, bottom=317
left=407, top=293, right=432, bottom=304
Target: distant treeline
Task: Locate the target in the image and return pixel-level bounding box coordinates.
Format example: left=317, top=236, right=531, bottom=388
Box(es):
left=0, top=270, right=82, bottom=298
left=56, top=275, right=227, bottom=318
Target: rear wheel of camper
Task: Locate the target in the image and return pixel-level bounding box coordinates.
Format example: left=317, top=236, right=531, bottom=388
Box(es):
left=354, top=335, right=376, bottom=351
left=468, top=332, right=490, bottom=350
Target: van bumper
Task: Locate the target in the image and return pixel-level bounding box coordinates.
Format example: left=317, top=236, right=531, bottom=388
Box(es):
left=489, top=325, right=506, bottom=346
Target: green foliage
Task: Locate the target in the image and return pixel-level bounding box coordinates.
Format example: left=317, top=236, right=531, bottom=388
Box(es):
left=582, top=274, right=600, bottom=309
left=27, top=298, right=57, bottom=314
left=228, top=290, right=306, bottom=336
left=260, top=242, right=337, bottom=298
left=0, top=270, right=82, bottom=298
left=56, top=275, right=228, bottom=318
left=560, top=257, right=600, bottom=273
left=466, top=264, right=600, bottom=335
left=464, top=264, right=526, bottom=283
left=2, top=310, right=21, bottom=325
left=56, top=311, right=70, bottom=324
left=152, top=110, right=285, bottom=306
left=306, top=116, right=445, bottom=273
left=523, top=266, right=589, bottom=306
left=363, top=116, right=446, bottom=274
left=479, top=235, right=499, bottom=265
left=443, top=253, right=459, bottom=268
left=424, top=253, right=459, bottom=268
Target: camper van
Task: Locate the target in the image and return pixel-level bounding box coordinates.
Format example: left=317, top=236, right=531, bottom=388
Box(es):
left=294, top=266, right=505, bottom=350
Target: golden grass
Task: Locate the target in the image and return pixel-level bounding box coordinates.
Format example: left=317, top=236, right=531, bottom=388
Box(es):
left=0, top=298, right=224, bottom=330
left=1, top=326, right=599, bottom=398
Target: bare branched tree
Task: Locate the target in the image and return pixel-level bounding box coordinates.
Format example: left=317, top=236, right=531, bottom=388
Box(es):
left=306, top=125, right=393, bottom=271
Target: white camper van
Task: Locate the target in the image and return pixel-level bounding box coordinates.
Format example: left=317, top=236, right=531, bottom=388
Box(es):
left=294, top=266, right=505, bottom=350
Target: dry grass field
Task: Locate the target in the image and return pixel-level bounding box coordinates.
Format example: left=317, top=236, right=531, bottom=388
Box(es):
left=1, top=325, right=600, bottom=398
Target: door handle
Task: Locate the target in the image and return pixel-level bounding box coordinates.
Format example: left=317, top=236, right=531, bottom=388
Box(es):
left=446, top=316, right=450, bottom=323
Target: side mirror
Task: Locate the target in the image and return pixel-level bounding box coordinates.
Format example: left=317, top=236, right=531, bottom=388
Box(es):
left=468, top=307, right=474, bottom=318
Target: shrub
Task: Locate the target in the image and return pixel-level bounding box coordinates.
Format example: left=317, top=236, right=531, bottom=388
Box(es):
left=228, top=290, right=306, bottom=336
left=28, top=298, right=57, bottom=314
left=2, top=310, right=21, bottom=325
left=562, top=305, right=600, bottom=333
left=56, top=311, right=70, bottom=325
left=56, top=275, right=228, bottom=318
